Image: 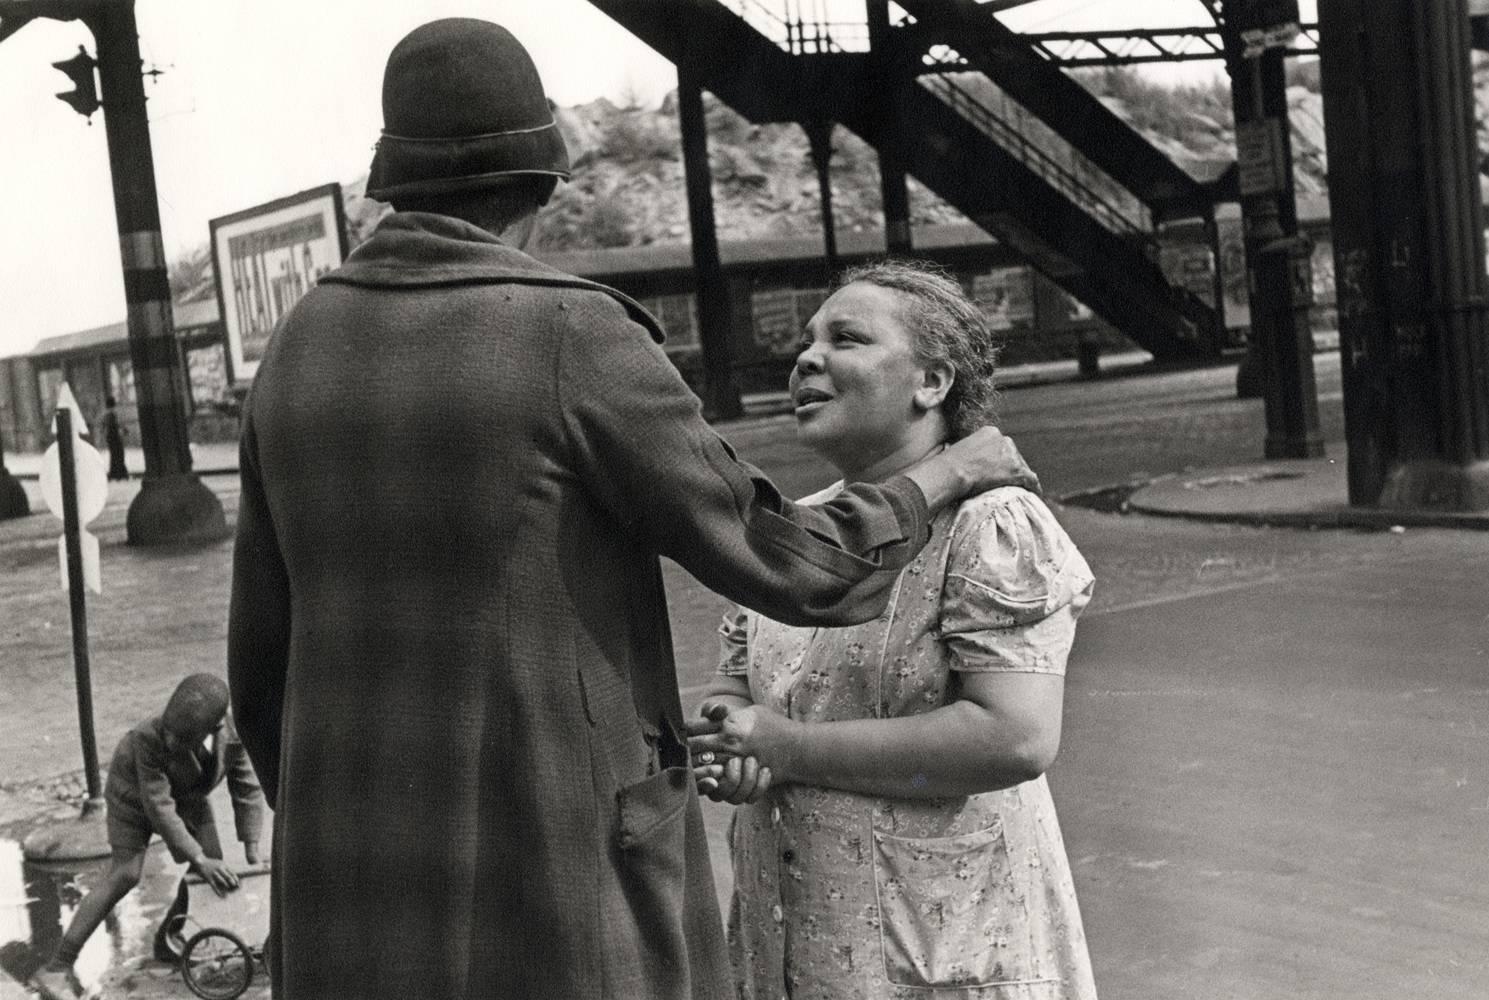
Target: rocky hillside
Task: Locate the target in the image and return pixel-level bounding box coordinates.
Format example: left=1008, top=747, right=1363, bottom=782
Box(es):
left=171, top=60, right=1486, bottom=299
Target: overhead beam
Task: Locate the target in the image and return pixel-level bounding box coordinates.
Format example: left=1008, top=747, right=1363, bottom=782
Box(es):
left=916, top=24, right=1322, bottom=68
left=972, top=0, right=1042, bottom=13
left=0, top=10, right=34, bottom=44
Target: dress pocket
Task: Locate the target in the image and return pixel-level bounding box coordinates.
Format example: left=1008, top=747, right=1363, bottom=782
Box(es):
left=872, top=820, right=1050, bottom=989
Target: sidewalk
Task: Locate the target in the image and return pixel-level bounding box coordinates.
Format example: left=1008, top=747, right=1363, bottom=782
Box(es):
left=1120, top=455, right=1489, bottom=531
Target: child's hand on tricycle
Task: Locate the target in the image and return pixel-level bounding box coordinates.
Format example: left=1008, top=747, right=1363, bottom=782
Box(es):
left=193, top=856, right=241, bottom=896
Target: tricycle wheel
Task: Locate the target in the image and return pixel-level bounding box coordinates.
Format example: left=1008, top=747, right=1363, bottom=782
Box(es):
left=180, top=928, right=254, bottom=1000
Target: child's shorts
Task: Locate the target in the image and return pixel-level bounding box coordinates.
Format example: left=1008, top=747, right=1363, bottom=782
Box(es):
left=106, top=802, right=222, bottom=863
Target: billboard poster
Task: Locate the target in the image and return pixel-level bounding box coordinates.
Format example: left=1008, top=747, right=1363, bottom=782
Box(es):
left=971, top=267, right=1035, bottom=331
left=210, top=183, right=348, bottom=385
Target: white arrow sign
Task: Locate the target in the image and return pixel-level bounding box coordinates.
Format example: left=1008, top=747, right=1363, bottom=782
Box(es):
left=40, top=384, right=107, bottom=594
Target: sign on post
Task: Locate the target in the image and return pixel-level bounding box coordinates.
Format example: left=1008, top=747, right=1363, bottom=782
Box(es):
left=39, top=383, right=107, bottom=814
left=40, top=384, right=107, bottom=593
left=209, top=183, right=350, bottom=387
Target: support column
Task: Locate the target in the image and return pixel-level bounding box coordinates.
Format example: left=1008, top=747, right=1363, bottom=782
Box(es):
left=804, top=120, right=839, bottom=274
left=677, top=61, right=743, bottom=422
left=89, top=1, right=227, bottom=543
left=0, top=361, right=27, bottom=517
left=1225, top=21, right=1323, bottom=455
left=1206, top=210, right=1230, bottom=354
left=1319, top=0, right=1489, bottom=508
left=0, top=435, right=28, bottom=519
left=866, top=0, right=913, bottom=255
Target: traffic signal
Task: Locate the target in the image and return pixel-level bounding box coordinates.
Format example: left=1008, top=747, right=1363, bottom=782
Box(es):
left=52, top=44, right=99, bottom=119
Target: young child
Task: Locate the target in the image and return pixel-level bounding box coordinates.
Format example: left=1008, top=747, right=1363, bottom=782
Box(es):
left=31, top=673, right=265, bottom=999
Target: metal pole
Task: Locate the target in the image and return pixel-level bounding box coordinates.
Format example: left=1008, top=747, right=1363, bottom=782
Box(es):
left=677, top=60, right=743, bottom=421
left=805, top=120, right=839, bottom=273
left=1226, top=31, right=1323, bottom=456
left=866, top=0, right=913, bottom=255
left=55, top=408, right=102, bottom=808
left=1318, top=0, right=1489, bottom=508
left=86, top=0, right=228, bottom=543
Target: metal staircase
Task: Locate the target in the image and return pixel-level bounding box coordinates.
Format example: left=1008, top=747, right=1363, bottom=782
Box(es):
left=586, top=0, right=1224, bottom=361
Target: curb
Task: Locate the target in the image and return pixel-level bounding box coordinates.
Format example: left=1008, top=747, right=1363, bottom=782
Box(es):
left=1124, top=495, right=1489, bottom=532
left=1062, top=476, right=1489, bottom=532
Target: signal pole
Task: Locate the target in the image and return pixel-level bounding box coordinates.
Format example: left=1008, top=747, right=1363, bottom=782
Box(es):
left=1, top=0, right=229, bottom=544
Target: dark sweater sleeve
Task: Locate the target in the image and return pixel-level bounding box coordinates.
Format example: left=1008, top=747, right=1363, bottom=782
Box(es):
left=222, top=717, right=267, bottom=844
left=131, top=730, right=205, bottom=862
left=557, top=295, right=930, bottom=627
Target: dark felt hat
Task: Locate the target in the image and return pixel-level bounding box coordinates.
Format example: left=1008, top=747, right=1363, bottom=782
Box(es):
left=366, top=18, right=570, bottom=202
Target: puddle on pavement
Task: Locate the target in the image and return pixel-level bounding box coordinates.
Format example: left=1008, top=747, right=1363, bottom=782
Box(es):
left=0, top=836, right=180, bottom=996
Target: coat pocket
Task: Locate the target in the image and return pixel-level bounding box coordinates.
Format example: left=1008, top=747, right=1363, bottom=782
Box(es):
left=613, top=767, right=692, bottom=990
left=872, top=820, right=1053, bottom=990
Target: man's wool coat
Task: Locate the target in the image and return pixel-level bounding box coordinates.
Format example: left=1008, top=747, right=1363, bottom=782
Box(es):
left=227, top=213, right=931, bottom=1000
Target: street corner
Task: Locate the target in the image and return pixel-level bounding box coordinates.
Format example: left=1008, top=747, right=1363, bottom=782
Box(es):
left=1126, top=456, right=1349, bottom=525
left=1126, top=456, right=1489, bottom=531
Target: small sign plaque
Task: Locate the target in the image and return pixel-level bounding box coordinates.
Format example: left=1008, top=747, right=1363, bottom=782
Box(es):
left=1237, top=119, right=1286, bottom=196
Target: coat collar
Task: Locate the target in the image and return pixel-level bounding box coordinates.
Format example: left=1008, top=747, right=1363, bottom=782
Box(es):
left=321, top=212, right=664, bottom=343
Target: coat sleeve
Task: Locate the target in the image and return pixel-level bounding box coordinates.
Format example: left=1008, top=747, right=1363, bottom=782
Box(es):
left=131, top=730, right=206, bottom=862
left=222, top=717, right=266, bottom=844
left=556, top=296, right=930, bottom=627
left=226, top=410, right=292, bottom=809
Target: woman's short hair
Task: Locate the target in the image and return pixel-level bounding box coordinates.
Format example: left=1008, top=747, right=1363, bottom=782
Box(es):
left=834, top=259, right=1000, bottom=439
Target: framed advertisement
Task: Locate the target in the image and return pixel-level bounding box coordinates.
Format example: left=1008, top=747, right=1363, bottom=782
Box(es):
left=209, top=183, right=349, bottom=385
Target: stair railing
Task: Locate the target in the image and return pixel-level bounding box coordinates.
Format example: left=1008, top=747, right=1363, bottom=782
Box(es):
left=726, top=0, right=867, bottom=55
left=918, top=72, right=1154, bottom=246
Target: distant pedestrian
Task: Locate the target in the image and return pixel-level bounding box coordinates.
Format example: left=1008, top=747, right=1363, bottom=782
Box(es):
left=102, top=395, right=128, bottom=480
left=30, top=673, right=264, bottom=1000
left=227, top=17, right=1037, bottom=1000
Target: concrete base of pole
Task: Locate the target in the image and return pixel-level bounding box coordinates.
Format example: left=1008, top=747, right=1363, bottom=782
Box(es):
left=0, top=469, right=29, bottom=519
left=22, top=798, right=110, bottom=862
left=1377, top=458, right=1489, bottom=511
left=126, top=473, right=231, bottom=546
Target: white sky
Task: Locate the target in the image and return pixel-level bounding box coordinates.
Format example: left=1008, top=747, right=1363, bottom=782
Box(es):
left=0, top=0, right=1313, bottom=358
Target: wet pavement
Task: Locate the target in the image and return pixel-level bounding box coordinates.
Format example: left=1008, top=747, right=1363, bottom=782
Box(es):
left=4, top=356, right=1488, bottom=999
left=0, top=784, right=269, bottom=1000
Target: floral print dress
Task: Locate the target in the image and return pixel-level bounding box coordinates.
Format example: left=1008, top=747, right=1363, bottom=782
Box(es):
left=720, top=485, right=1098, bottom=1000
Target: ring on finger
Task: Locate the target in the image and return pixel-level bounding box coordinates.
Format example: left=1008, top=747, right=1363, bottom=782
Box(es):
left=697, top=751, right=716, bottom=765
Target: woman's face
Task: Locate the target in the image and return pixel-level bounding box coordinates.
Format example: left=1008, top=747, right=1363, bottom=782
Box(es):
left=788, top=281, right=935, bottom=473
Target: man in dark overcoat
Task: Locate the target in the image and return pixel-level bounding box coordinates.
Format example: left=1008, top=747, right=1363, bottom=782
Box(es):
left=227, top=19, right=1036, bottom=1000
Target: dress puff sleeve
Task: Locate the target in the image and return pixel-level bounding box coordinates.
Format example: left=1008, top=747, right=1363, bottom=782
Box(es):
left=717, top=609, right=752, bottom=678
left=939, top=487, right=1095, bottom=675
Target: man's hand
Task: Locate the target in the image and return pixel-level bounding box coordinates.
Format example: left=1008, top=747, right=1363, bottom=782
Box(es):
left=243, top=842, right=262, bottom=866
left=904, top=427, right=1039, bottom=513
left=694, top=754, right=774, bottom=805
left=950, top=426, right=1039, bottom=495
left=193, top=856, right=240, bottom=897
left=688, top=702, right=800, bottom=785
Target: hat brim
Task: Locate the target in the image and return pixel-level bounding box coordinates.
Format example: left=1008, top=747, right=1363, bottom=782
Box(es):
left=366, top=124, right=570, bottom=202
left=366, top=168, right=568, bottom=203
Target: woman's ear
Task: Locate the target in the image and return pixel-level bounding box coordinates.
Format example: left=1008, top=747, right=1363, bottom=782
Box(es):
left=913, top=362, right=954, bottom=412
